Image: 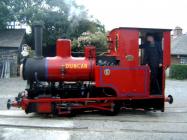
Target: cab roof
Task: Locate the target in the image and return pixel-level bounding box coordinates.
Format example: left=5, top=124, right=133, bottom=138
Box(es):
left=114, top=27, right=172, bottom=32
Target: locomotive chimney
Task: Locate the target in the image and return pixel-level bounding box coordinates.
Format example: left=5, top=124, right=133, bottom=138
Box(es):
left=33, top=22, right=43, bottom=57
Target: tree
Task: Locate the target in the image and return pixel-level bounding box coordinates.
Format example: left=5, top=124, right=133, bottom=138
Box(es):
left=70, top=19, right=105, bottom=38
left=7, top=0, right=105, bottom=47
left=0, top=0, right=13, bottom=30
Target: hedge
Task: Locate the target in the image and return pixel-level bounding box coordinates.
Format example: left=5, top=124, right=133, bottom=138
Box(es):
left=169, top=64, right=187, bottom=80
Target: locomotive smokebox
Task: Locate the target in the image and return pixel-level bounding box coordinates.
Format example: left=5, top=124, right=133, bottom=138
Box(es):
left=33, top=23, right=43, bottom=57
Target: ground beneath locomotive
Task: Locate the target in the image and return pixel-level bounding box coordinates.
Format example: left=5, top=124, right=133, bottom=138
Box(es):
left=0, top=78, right=187, bottom=140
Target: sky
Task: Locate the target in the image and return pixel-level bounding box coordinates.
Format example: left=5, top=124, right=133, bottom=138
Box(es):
left=76, top=0, right=187, bottom=33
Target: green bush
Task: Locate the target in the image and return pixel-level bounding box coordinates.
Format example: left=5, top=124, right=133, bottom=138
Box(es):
left=72, top=31, right=107, bottom=52
left=170, top=64, right=187, bottom=80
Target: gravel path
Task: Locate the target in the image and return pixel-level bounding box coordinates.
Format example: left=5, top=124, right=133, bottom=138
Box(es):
left=0, top=78, right=26, bottom=110
left=0, top=78, right=187, bottom=140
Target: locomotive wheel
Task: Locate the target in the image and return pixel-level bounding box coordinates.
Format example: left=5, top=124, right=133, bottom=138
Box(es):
left=100, top=102, right=121, bottom=116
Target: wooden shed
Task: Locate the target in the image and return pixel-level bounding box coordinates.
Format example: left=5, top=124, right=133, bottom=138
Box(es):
left=0, top=29, right=25, bottom=78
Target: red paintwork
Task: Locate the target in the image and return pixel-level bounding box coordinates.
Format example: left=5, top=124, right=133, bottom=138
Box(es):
left=107, top=29, right=118, bottom=56
left=37, top=103, right=52, bottom=113
left=18, top=96, right=165, bottom=114
left=47, top=56, right=95, bottom=81
left=22, top=96, right=164, bottom=103
left=10, top=27, right=172, bottom=114
left=117, top=29, right=139, bottom=66
left=56, top=39, right=71, bottom=57
left=47, top=39, right=96, bottom=81
left=163, top=32, right=171, bottom=69
left=95, top=28, right=170, bottom=100
left=95, top=66, right=150, bottom=97
left=95, top=29, right=149, bottom=98
left=162, top=31, right=171, bottom=110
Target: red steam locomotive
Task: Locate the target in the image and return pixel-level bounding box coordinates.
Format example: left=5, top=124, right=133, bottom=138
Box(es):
left=7, top=25, right=173, bottom=116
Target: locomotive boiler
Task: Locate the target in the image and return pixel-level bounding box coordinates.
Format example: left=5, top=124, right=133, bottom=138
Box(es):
left=7, top=25, right=173, bottom=116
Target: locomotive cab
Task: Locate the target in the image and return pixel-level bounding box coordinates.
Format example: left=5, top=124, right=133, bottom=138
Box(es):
left=103, top=27, right=171, bottom=96
left=7, top=26, right=173, bottom=115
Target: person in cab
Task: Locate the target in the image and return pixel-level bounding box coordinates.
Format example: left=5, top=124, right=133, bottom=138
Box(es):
left=140, top=34, right=163, bottom=95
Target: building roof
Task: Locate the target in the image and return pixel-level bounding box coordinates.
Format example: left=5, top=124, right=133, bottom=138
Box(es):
left=0, top=29, right=25, bottom=48
left=171, top=34, right=187, bottom=55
